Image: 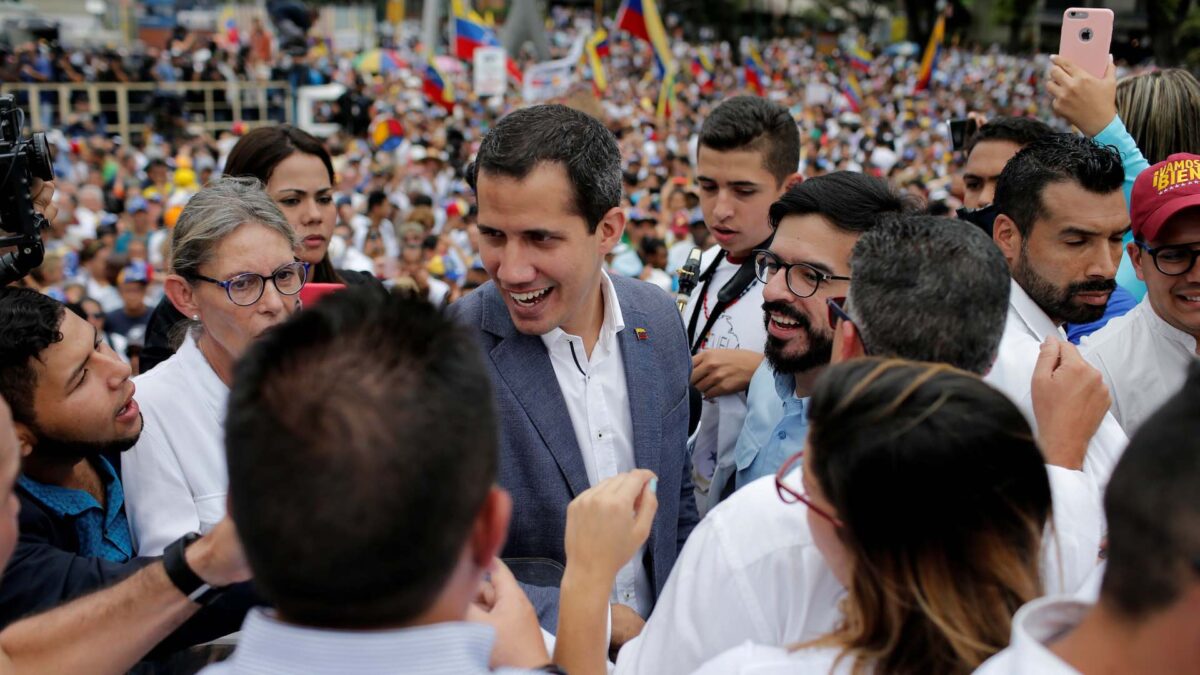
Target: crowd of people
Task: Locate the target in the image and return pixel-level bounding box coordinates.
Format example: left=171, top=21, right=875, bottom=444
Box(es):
left=0, top=7, right=1198, bottom=675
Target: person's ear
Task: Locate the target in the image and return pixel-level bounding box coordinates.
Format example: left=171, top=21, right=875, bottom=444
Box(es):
left=596, top=207, right=625, bottom=256
left=13, top=423, right=35, bottom=459
left=164, top=274, right=200, bottom=320
left=992, top=213, right=1021, bottom=266
left=1128, top=241, right=1146, bottom=282
left=469, top=487, right=512, bottom=568
left=838, top=321, right=867, bottom=362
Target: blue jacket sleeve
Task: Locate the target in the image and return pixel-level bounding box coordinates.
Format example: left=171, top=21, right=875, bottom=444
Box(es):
left=1093, top=114, right=1150, bottom=300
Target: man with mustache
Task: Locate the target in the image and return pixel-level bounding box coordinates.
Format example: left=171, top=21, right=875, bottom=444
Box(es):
left=725, top=172, right=912, bottom=490
left=988, top=133, right=1130, bottom=492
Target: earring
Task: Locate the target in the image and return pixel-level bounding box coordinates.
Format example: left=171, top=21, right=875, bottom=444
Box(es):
left=192, top=315, right=200, bottom=321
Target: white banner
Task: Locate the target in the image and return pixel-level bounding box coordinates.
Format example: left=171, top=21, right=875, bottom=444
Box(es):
left=521, top=35, right=587, bottom=103
left=473, top=46, right=508, bottom=98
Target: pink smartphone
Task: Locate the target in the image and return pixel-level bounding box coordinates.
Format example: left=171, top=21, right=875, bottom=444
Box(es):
left=1058, top=8, right=1113, bottom=79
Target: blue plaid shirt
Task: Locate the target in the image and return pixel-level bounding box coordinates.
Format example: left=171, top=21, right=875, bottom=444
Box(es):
left=18, top=457, right=133, bottom=563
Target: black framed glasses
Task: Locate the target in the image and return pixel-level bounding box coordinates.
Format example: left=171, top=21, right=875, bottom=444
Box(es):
left=1136, top=240, right=1200, bottom=277
left=190, top=260, right=309, bottom=307
left=754, top=249, right=851, bottom=299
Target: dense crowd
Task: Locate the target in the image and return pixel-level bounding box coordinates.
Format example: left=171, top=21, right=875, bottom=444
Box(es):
left=0, top=7, right=1199, bottom=675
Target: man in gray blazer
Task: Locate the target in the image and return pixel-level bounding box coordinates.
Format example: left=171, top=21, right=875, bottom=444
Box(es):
left=449, top=105, right=698, bottom=650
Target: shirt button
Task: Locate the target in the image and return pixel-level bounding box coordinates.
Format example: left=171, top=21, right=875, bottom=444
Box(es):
left=777, top=430, right=787, bottom=440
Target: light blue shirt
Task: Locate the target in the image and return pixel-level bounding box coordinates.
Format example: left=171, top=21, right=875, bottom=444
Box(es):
left=731, top=361, right=810, bottom=491
left=1093, top=114, right=1151, bottom=301
left=201, top=609, right=543, bottom=675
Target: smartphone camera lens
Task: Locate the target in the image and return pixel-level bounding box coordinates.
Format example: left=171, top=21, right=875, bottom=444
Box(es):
left=1080, top=27, right=1093, bottom=42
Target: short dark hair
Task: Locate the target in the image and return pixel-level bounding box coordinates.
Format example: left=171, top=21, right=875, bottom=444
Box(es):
left=1101, top=362, right=1200, bottom=620
left=699, top=96, right=800, bottom=186
left=639, top=236, right=666, bottom=258
left=225, top=287, right=498, bottom=628
left=849, top=215, right=1011, bottom=375
left=0, top=287, right=65, bottom=425
left=964, top=116, right=1054, bottom=155
left=468, top=104, right=621, bottom=233
left=366, top=190, right=389, bottom=211
left=993, top=133, right=1124, bottom=238
left=767, top=171, right=912, bottom=234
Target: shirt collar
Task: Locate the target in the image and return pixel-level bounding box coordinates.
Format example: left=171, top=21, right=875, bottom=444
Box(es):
left=225, top=610, right=499, bottom=675
left=18, top=456, right=121, bottom=519
left=539, top=270, right=626, bottom=350
left=772, top=368, right=799, bottom=402
left=1008, top=596, right=1091, bottom=673
left=1138, top=295, right=1200, bottom=353
left=1008, top=279, right=1062, bottom=341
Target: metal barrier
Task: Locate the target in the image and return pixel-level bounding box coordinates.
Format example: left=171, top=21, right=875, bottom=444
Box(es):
left=0, top=80, right=295, bottom=141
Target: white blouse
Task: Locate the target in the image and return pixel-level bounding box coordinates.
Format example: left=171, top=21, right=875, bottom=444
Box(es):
left=123, top=332, right=230, bottom=556
left=691, top=644, right=854, bottom=675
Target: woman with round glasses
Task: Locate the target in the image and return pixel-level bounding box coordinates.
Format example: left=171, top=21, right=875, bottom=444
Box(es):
left=692, top=358, right=1051, bottom=675
left=122, top=176, right=305, bottom=555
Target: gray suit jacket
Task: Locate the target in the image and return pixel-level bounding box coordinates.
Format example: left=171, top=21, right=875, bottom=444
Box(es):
left=449, top=275, right=699, bottom=615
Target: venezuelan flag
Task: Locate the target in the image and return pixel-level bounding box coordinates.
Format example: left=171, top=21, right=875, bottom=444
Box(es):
left=584, top=29, right=609, bottom=95
left=616, top=0, right=673, bottom=78
left=914, top=14, right=945, bottom=92
left=596, top=32, right=610, bottom=58
left=841, top=73, right=863, bottom=113
left=451, top=0, right=523, bottom=83
left=691, top=48, right=715, bottom=95
left=656, top=63, right=678, bottom=122
left=744, top=44, right=767, bottom=97
left=847, top=45, right=873, bottom=74
left=423, top=60, right=455, bottom=113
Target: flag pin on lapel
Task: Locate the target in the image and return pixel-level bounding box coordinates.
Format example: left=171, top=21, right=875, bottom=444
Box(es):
left=635, top=327, right=649, bottom=341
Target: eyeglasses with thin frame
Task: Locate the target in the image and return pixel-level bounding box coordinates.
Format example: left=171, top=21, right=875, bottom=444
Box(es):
left=827, top=296, right=850, bottom=329
left=754, top=249, right=851, bottom=299
left=1136, top=240, right=1200, bottom=277
left=775, top=450, right=844, bottom=528
left=189, top=260, right=310, bottom=307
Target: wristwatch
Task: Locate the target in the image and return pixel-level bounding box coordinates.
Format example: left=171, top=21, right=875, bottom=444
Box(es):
left=163, top=532, right=225, bottom=606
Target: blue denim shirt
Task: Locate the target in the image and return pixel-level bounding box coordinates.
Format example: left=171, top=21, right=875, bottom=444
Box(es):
left=731, top=361, right=810, bottom=491
left=18, top=457, right=133, bottom=563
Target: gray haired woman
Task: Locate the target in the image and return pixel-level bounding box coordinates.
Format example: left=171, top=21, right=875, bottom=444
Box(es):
left=122, top=177, right=305, bottom=556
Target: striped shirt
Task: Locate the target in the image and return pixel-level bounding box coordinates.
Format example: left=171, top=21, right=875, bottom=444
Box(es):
left=200, top=609, right=543, bottom=674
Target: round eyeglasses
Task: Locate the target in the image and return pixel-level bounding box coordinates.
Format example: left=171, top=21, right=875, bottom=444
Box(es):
left=775, top=450, right=844, bottom=528
left=754, top=249, right=851, bottom=299
left=189, top=260, right=309, bottom=307
left=1136, top=241, right=1200, bottom=277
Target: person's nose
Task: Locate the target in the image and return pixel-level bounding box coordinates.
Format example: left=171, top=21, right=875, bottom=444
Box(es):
left=494, top=242, right=537, bottom=288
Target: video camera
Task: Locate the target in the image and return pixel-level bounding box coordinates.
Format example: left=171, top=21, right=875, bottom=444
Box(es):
left=0, top=95, right=54, bottom=286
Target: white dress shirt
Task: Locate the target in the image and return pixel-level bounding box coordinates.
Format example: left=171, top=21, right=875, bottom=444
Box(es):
left=615, top=467, right=1101, bottom=675
left=985, top=280, right=1129, bottom=494
left=200, top=609, right=541, bottom=675
left=122, top=333, right=229, bottom=555
left=1082, top=296, right=1198, bottom=437
left=973, top=596, right=1090, bottom=674
left=540, top=270, right=650, bottom=617
left=691, top=644, right=849, bottom=674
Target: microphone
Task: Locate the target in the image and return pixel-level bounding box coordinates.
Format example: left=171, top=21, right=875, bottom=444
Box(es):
left=676, top=247, right=703, bottom=315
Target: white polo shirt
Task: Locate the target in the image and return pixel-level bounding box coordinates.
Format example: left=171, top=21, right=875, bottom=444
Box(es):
left=1082, top=296, right=1198, bottom=438
left=540, top=271, right=650, bottom=617
left=973, top=596, right=1090, bottom=674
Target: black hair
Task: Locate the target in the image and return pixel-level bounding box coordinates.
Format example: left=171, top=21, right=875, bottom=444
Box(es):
left=467, top=104, right=621, bottom=233
left=1101, top=362, right=1200, bottom=619
left=993, top=133, right=1124, bottom=238
left=699, top=95, right=800, bottom=186
left=850, top=215, right=1011, bottom=375
left=639, top=236, right=667, bottom=258
left=768, top=171, right=913, bottom=234
left=225, top=287, right=497, bottom=628
left=964, top=116, right=1054, bottom=155
left=366, top=190, right=389, bottom=212
left=0, top=287, right=66, bottom=425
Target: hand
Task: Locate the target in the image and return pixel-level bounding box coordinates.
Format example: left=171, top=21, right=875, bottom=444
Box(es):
left=691, top=349, right=764, bottom=398
left=1047, top=55, right=1117, bottom=137
left=609, top=603, right=646, bottom=655
left=31, top=178, right=58, bottom=225
left=466, top=560, right=549, bottom=669
left=564, top=470, right=658, bottom=582
left=1031, top=338, right=1111, bottom=470
left=184, top=517, right=252, bottom=588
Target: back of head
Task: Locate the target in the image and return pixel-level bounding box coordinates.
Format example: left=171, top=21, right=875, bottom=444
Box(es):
left=964, top=116, right=1053, bottom=155
left=1116, top=68, right=1200, bottom=164
left=808, top=358, right=1049, bottom=674
left=768, top=171, right=912, bottom=234
left=699, top=95, right=800, bottom=185
left=169, top=176, right=296, bottom=280
left=225, top=287, right=497, bottom=628
left=993, top=133, right=1124, bottom=238
left=849, top=215, right=1011, bottom=374
left=1101, top=361, right=1200, bottom=621
left=468, top=104, right=620, bottom=232
left=223, top=124, right=334, bottom=183
left=0, top=287, right=64, bottom=426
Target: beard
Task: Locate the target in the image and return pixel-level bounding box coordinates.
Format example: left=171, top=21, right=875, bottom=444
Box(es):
left=30, top=416, right=142, bottom=462
left=1013, top=252, right=1115, bottom=325
left=762, top=301, right=834, bottom=375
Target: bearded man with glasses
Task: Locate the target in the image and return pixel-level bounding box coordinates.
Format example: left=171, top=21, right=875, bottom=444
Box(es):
left=1082, top=154, right=1200, bottom=437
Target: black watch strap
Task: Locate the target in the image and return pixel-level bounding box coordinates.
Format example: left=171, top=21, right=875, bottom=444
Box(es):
left=163, top=532, right=224, bottom=605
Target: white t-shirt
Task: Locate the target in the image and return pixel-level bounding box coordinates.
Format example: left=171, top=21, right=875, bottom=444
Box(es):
left=691, top=645, right=851, bottom=675
left=123, top=333, right=229, bottom=555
